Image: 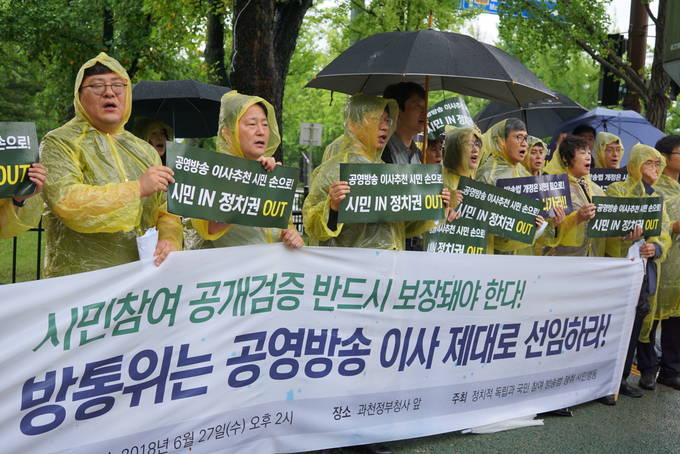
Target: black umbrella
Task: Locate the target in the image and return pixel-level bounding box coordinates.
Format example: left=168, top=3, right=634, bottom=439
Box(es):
left=127, top=79, right=231, bottom=138
left=475, top=92, right=587, bottom=138
left=306, top=29, right=554, bottom=106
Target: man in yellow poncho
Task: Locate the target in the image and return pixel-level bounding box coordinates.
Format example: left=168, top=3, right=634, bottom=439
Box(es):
left=303, top=94, right=444, bottom=250
left=636, top=135, right=680, bottom=391
left=605, top=144, right=672, bottom=397
left=191, top=91, right=302, bottom=249
left=593, top=132, right=623, bottom=169
left=0, top=163, right=46, bottom=239
left=475, top=118, right=545, bottom=254
left=40, top=53, right=183, bottom=277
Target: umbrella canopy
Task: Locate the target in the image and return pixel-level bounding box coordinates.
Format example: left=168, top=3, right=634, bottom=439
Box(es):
left=306, top=29, right=554, bottom=106
left=475, top=92, right=587, bottom=138
left=127, top=79, right=231, bottom=138
left=551, top=107, right=665, bottom=165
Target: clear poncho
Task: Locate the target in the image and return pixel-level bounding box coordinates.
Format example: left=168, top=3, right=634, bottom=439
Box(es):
left=652, top=172, right=680, bottom=320
left=0, top=197, right=42, bottom=239
left=475, top=119, right=534, bottom=254
left=542, top=170, right=606, bottom=257
left=593, top=132, right=623, bottom=168
left=192, top=91, right=287, bottom=248
left=605, top=144, right=672, bottom=342
left=303, top=94, right=433, bottom=249
left=40, top=52, right=182, bottom=277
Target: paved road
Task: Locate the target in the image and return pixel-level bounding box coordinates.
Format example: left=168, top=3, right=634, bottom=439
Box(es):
left=305, top=379, right=680, bottom=454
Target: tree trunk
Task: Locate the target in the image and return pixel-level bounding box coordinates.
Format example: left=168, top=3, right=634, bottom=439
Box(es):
left=103, top=7, right=114, bottom=52
left=205, top=0, right=229, bottom=86
left=230, top=0, right=312, bottom=162
left=644, top=0, right=670, bottom=130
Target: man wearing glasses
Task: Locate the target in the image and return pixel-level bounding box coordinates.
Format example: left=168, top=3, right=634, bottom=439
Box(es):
left=39, top=53, right=182, bottom=277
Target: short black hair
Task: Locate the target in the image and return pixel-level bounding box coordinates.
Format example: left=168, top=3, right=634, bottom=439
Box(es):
left=382, top=82, right=425, bottom=111
left=504, top=118, right=526, bottom=138
left=83, top=62, right=115, bottom=79
left=572, top=124, right=596, bottom=137
left=559, top=135, right=589, bottom=168
left=655, top=135, right=680, bottom=155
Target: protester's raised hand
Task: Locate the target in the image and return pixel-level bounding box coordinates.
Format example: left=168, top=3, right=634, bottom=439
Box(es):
left=139, top=166, right=175, bottom=197
left=535, top=215, right=545, bottom=228
left=551, top=205, right=566, bottom=226
left=576, top=203, right=596, bottom=223
left=623, top=225, right=643, bottom=242
left=153, top=239, right=176, bottom=266
left=441, top=188, right=451, bottom=209
left=455, top=189, right=464, bottom=207
left=639, top=241, right=656, bottom=259
left=329, top=181, right=350, bottom=211
left=258, top=156, right=280, bottom=172
left=13, top=163, right=47, bottom=203
left=280, top=228, right=304, bottom=249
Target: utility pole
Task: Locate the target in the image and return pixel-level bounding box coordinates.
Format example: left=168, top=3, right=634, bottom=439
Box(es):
left=623, top=0, right=648, bottom=112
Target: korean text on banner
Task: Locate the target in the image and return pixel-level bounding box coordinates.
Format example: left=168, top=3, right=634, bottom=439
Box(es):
left=167, top=143, right=298, bottom=229
left=338, top=163, right=444, bottom=223
left=496, top=174, right=572, bottom=218
left=0, top=245, right=643, bottom=454
left=0, top=122, right=39, bottom=198
left=588, top=196, right=663, bottom=237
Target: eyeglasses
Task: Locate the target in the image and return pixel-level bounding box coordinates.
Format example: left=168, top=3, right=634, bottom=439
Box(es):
left=463, top=140, right=482, bottom=149
left=510, top=134, right=528, bottom=144
left=378, top=116, right=393, bottom=126
left=604, top=146, right=622, bottom=154
left=642, top=160, right=661, bottom=168
left=81, top=83, right=127, bottom=95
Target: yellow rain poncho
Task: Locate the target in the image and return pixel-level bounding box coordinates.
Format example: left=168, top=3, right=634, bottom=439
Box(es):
left=0, top=197, right=42, bottom=239
left=192, top=91, right=287, bottom=248
left=40, top=52, right=182, bottom=277
left=522, top=136, right=547, bottom=176
left=475, top=119, right=535, bottom=254
left=606, top=144, right=672, bottom=342
left=651, top=171, right=680, bottom=320
left=593, top=132, right=623, bottom=168
left=442, top=127, right=482, bottom=192
left=542, top=146, right=606, bottom=257
left=303, top=94, right=433, bottom=249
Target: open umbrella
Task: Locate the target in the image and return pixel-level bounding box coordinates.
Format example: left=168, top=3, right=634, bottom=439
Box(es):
left=306, top=29, right=554, bottom=106
left=475, top=92, right=587, bottom=138
left=127, top=79, right=231, bottom=138
left=551, top=107, right=665, bottom=165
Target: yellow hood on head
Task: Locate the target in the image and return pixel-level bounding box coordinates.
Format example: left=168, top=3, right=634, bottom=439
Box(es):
left=216, top=90, right=281, bottom=158
left=343, top=94, right=398, bottom=162
left=73, top=52, right=132, bottom=134
left=443, top=127, right=482, bottom=178
left=627, top=143, right=665, bottom=184
left=594, top=132, right=623, bottom=168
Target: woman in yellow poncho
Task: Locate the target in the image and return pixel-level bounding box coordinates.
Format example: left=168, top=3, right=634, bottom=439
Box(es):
left=593, top=132, right=624, bottom=169
left=475, top=118, right=545, bottom=254
left=303, top=94, right=442, bottom=250
left=522, top=136, right=547, bottom=176
left=542, top=135, right=606, bottom=257
left=40, top=53, right=182, bottom=277
left=605, top=143, right=672, bottom=396
left=192, top=91, right=302, bottom=249
left=637, top=135, right=680, bottom=390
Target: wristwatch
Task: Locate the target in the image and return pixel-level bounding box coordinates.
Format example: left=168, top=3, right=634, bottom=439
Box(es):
left=12, top=198, right=25, bottom=207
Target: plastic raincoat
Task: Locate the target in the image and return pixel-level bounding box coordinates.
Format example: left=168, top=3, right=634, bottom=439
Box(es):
left=593, top=132, right=623, bottom=168
left=303, top=94, right=433, bottom=249
left=542, top=147, right=606, bottom=257
left=522, top=136, right=547, bottom=176
left=650, top=172, right=680, bottom=320
left=475, top=119, right=535, bottom=254
left=441, top=127, right=482, bottom=192
left=0, top=197, right=42, bottom=239
left=192, top=91, right=287, bottom=248
left=606, top=144, right=672, bottom=342
left=40, top=52, right=182, bottom=277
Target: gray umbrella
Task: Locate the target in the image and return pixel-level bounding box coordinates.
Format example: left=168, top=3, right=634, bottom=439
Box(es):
left=127, top=79, right=231, bottom=138
left=306, top=29, right=554, bottom=106
left=475, top=92, right=588, bottom=138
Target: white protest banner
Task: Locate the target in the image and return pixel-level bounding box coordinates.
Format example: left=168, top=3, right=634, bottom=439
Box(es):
left=0, top=245, right=643, bottom=453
